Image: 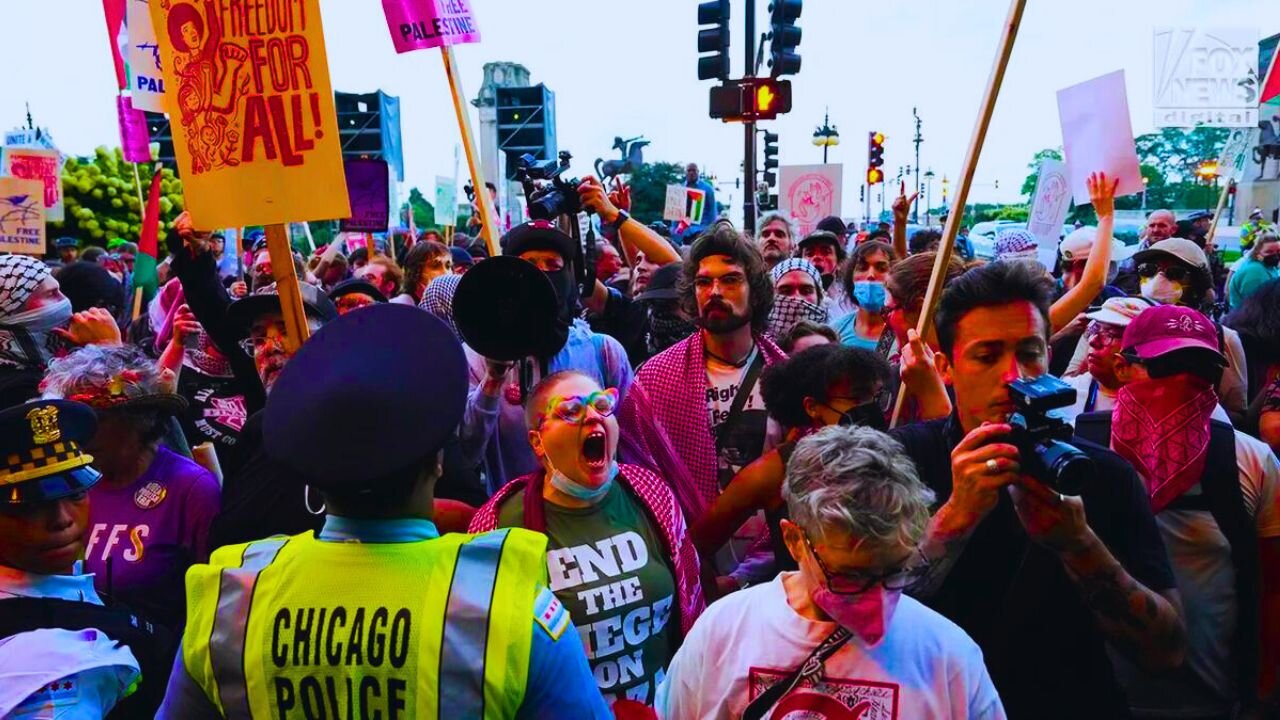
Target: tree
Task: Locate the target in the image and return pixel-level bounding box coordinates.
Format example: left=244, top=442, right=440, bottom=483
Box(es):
left=402, top=187, right=437, bottom=230
left=1021, top=148, right=1064, bottom=199
left=1134, top=127, right=1230, bottom=183
left=52, top=147, right=184, bottom=248
left=627, top=161, right=685, bottom=225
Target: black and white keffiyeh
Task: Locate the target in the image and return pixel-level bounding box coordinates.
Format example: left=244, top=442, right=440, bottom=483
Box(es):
left=0, top=255, right=52, bottom=319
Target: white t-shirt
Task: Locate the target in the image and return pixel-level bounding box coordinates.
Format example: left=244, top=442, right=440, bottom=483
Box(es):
left=706, top=349, right=769, bottom=483
left=1058, top=372, right=1118, bottom=425
left=1112, top=430, right=1280, bottom=716
left=656, top=573, right=1006, bottom=720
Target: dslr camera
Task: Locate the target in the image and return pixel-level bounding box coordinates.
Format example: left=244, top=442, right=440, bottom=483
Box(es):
left=514, top=151, right=582, bottom=221
left=1007, top=375, right=1093, bottom=496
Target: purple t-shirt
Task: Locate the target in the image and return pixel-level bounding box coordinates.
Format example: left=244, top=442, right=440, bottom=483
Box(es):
left=83, top=446, right=220, bottom=627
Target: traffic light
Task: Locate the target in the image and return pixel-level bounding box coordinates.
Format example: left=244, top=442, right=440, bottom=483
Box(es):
left=496, top=85, right=558, bottom=179
left=709, top=78, right=792, bottom=121
left=867, top=168, right=884, bottom=186
left=697, top=0, right=730, bottom=81
left=868, top=131, right=885, bottom=170
left=762, top=131, right=779, bottom=186
left=768, top=0, right=802, bottom=77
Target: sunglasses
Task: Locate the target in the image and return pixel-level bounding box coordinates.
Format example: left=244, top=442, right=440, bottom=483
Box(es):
left=802, top=531, right=928, bottom=595
left=1136, top=262, right=1190, bottom=283
left=538, top=388, right=619, bottom=428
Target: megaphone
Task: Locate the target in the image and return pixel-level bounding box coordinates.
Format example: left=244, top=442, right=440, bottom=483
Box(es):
left=452, top=256, right=568, bottom=362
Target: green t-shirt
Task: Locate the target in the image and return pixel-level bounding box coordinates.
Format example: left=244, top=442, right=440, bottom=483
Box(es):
left=497, top=481, right=676, bottom=706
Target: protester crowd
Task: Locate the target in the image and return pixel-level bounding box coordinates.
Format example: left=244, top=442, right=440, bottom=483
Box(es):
left=2, top=166, right=1279, bottom=720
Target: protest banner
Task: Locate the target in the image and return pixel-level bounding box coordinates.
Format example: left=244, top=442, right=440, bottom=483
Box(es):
left=2, top=147, right=64, bottom=222
left=379, top=0, right=497, bottom=255
left=1027, top=158, right=1072, bottom=258
left=127, top=0, right=167, bottom=112
left=1152, top=28, right=1259, bottom=128
left=662, top=184, right=706, bottom=223
left=0, top=177, right=47, bottom=255
left=148, top=0, right=350, bottom=230
left=103, top=0, right=129, bottom=91
left=117, top=95, right=152, bottom=162
left=435, top=175, right=458, bottom=225
left=892, top=0, right=1027, bottom=426
left=779, top=164, right=842, bottom=237
left=1057, top=71, right=1144, bottom=206
left=340, top=158, right=391, bottom=232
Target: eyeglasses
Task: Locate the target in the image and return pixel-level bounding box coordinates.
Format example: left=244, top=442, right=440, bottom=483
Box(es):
left=538, top=388, right=619, bottom=428
left=1084, top=322, right=1123, bottom=344
left=237, top=334, right=284, bottom=355
left=802, top=531, right=929, bottom=595
left=693, top=274, right=746, bottom=291
left=1136, top=262, right=1190, bottom=283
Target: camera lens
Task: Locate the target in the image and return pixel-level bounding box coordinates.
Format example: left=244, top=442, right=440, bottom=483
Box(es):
left=1037, top=440, right=1093, bottom=496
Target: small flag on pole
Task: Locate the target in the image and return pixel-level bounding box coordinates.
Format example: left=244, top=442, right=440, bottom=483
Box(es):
left=1262, top=44, right=1280, bottom=105
left=134, top=165, right=165, bottom=307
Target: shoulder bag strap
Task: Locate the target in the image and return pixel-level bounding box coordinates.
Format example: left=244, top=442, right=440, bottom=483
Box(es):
left=741, top=627, right=852, bottom=720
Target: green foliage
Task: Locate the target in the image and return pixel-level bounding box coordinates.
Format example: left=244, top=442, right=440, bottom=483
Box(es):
left=628, top=161, right=685, bottom=225
left=51, top=147, right=184, bottom=247
left=402, top=187, right=437, bottom=230
left=994, top=205, right=1029, bottom=222
left=1135, top=127, right=1230, bottom=183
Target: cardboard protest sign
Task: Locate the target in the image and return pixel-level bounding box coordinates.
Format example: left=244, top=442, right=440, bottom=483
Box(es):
left=0, top=177, right=47, bottom=255
left=663, top=184, right=706, bottom=223
left=1218, top=127, right=1258, bottom=183
left=340, top=159, right=390, bottom=232
left=435, top=176, right=458, bottom=225
left=1027, top=158, right=1072, bottom=256
left=128, top=0, right=167, bottom=112
left=779, top=164, right=842, bottom=237
left=382, top=0, right=481, bottom=53
left=1057, top=71, right=1144, bottom=206
left=149, top=0, right=350, bottom=228
left=2, top=148, right=64, bottom=222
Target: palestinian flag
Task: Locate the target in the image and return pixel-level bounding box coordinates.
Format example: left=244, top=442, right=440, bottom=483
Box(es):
left=1263, top=42, right=1280, bottom=105
left=133, top=164, right=164, bottom=308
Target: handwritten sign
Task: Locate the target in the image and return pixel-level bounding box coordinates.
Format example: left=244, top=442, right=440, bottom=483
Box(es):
left=1028, top=159, right=1072, bottom=253
left=663, top=184, right=706, bottom=223
left=1217, top=127, right=1259, bottom=183
left=779, top=164, right=842, bottom=237
left=149, top=0, right=350, bottom=228
left=0, top=177, right=47, bottom=255
left=2, top=148, right=64, bottom=222
left=1057, top=71, right=1144, bottom=206
left=381, top=0, right=481, bottom=53
left=340, top=158, right=390, bottom=232
left=435, top=175, right=458, bottom=225
left=128, top=0, right=167, bottom=112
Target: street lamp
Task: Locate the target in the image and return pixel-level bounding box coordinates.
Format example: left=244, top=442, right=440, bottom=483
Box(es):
left=1196, top=161, right=1219, bottom=213
left=923, top=169, right=935, bottom=225
left=811, top=108, right=839, bottom=164
left=1141, top=176, right=1149, bottom=212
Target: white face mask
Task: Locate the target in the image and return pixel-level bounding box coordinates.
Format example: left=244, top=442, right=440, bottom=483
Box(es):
left=1140, top=275, right=1184, bottom=305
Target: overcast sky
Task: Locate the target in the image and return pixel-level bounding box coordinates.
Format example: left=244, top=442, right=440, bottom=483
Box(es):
left=5, top=0, right=1278, bottom=220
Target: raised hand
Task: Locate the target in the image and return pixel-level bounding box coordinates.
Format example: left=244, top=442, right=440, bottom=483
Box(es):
left=1087, top=171, right=1119, bottom=218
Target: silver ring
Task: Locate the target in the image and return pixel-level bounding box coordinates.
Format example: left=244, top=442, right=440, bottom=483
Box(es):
left=986, top=459, right=999, bottom=473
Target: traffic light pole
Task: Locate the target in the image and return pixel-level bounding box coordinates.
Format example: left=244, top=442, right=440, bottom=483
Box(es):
left=742, top=0, right=757, bottom=235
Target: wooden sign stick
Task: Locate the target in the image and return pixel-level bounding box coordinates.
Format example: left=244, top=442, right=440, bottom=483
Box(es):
left=891, top=0, right=1028, bottom=427
left=441, top=45, right=499, bottom=257
left=264, top=223, right=310, bottom=354
left=1204, top=180, right=1233, bottom=248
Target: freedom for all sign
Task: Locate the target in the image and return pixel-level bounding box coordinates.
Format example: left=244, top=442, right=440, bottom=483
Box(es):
left=149, top=0, right=349, bottom=228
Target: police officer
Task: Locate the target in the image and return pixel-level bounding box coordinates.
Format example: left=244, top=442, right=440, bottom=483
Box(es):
left=157, top=304, right=610, bottom=719
left=54, top=236, right=80, bottom=265
left=0, top=399, right=174, bottom=718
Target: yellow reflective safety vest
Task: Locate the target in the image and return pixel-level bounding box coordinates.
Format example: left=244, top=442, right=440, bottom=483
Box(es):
left=181, top=527, right=548, bottom=719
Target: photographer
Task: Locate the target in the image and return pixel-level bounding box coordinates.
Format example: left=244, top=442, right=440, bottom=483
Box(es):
left=891, top=261, right=1184, bottom=719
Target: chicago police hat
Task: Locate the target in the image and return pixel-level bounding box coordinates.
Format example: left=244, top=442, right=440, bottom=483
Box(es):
left=0, top=400, right=101, bottom=505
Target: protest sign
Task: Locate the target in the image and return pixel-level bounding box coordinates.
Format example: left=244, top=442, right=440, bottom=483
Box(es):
left=117, top=95, right=152, bottom=162
left=381, top=0, right=481, bottom=53
left=435, top=176, right=458, bottom=225
left=148, top=0, right=350, bottom=229
left=1057, top=71, right=1144, bottom=206
left=340, top=158, right=391, bottom=232
left=0, top=177, right=47, bottom=255
left=663, top=184, right=706, bottom=223
left=1027, top=158, right=1072, bottom=254
left=2, top=148, right=64, bottom=222
left=779, top=164, right=842, bottom=237
left=128, top=0, right=167, bottom=112
left=1152, top=28, right=1259, bottom=128
left=1218, top=127, right=1259, bottom=183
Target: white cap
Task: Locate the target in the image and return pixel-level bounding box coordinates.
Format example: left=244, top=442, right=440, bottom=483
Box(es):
left=1058, top=227, right=1137, bottom=263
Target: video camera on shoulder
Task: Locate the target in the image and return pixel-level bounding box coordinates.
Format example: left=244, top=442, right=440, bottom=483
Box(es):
left=1007, top=375, right=1093, bottom=496
left=514, top=151, right=583, bottom=221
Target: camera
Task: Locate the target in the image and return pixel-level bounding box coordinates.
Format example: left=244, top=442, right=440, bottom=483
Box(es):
left=513, top=151, right=582, bottom=221
left=1007, top=376, right=1093, bottom=495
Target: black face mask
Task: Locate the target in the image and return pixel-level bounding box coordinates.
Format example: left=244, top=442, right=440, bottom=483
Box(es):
left=538, top=266, right=577, bottom=357
left=835, top=400, right=888, bottom=431
left=1263, top=254, right=1280, bottom=268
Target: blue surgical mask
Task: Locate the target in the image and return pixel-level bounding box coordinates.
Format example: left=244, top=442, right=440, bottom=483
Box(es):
left=852, top=281, right=886, bottom=313
left=546, top=457, right=618, bottom=502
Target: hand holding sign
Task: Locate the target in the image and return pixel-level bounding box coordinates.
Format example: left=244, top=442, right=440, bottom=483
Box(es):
left=1086, top=171, right=1119, bottom=218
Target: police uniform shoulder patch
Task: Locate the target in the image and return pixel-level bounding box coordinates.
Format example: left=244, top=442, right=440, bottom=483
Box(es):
left=532, top=586, right=570, bottom=641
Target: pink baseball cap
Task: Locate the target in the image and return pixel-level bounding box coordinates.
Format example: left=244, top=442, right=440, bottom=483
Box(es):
left=1120, top=304, right=1226, bottom=365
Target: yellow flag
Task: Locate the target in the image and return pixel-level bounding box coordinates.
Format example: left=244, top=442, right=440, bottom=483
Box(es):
left=149, top=0, right=350, bottom=228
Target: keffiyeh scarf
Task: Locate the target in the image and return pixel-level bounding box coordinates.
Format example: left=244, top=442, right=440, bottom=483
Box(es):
left=1111, top=375, right=1219, bottom=512
left=420, top=274, right=463, bottom=341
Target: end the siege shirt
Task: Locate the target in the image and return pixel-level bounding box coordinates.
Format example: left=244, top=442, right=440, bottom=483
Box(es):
left=84, top=446, right=221, bottom=628
left=656, top=574, right=1005, bottom=719
left=498, top=482, right=676, bottom=707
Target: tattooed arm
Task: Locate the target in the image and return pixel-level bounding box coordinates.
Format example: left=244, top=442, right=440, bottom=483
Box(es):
left=1010, top=480, right=1186, bottom=672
